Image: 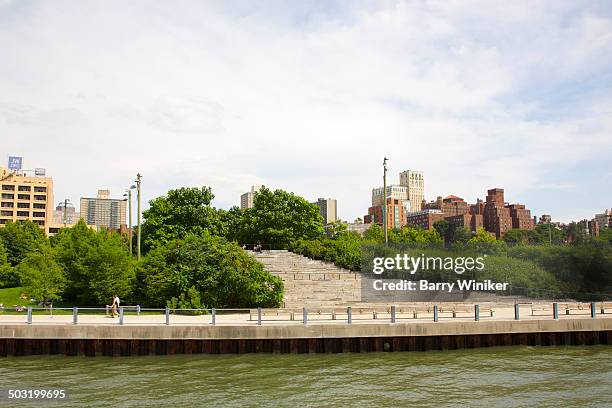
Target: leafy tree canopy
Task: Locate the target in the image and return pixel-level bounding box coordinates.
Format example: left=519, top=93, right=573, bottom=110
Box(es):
left=141, top=186, right=226, bottom=252
left=52, top=220, right=134, bottom=305
left=238, top=187, right=325, bottom=248
left=0, top=220, right=47, bottom=266
left=469, top=227, right=497, bottom=243
left=18, top=245, right=66, bottom=304
left=0, top=240, right=18, bottom=288
left=138, top=233, right=283, bottom=308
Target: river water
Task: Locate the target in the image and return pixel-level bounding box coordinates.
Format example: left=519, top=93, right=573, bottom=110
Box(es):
left=1, top=346, right=611, bottom=407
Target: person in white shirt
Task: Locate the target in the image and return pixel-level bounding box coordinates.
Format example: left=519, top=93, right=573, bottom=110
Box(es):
left=110, top=294, right=120, bottom=318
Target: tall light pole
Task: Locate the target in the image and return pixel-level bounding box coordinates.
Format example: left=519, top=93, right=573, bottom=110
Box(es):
left=124, top=186, right=135, bottom=256
left=62, top=198, right=70, bottom=228
left=383, top=157, right=388, bottom=246
left=135, top=173, right=142, bottom=260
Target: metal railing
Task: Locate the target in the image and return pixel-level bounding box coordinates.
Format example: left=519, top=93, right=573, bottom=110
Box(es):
left=1, top=301, right=611, bottom=326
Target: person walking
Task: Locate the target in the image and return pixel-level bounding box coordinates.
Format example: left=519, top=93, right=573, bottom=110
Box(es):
left=110, top=294, right=120, bottom=318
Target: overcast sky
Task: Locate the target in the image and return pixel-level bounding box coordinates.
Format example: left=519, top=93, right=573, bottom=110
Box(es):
left=1, top=0, right=611, bottom=222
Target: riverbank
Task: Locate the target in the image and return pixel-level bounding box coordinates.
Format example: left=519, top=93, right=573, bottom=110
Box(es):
left=1, top=317, right=611, bottom=356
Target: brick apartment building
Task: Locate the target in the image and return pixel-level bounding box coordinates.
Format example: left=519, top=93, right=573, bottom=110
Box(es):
left=365, top=198, right=406, bottom=230
left=483, top=188, right=534, bottom=238
left=404, top=189, right=533, bottom=238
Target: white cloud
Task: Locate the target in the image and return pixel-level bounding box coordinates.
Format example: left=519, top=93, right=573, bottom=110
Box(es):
left=0, top=0, right=611, bottom=222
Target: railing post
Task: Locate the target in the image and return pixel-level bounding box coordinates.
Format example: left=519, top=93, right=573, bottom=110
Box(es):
left=391, top=305, right=396, bottom=323
left=119, top=307, right=124, bottom=325
left=73, top=307, right=78, bottom=325
left=303, top=307, right=308, bottom=325
left=257, top=307, right=262, bottom=326
left=474, top=304, right=480, bottom=321
left=347, top=307, right=352, bottom=324
left=433, top=305, right=438, bottom=322
left=591, top=302, right=596, bottom=319
left=514, top=303, right=520, bottom=320
left=136, top=305, right=141, bottom=316
left=27, top=306, right=32, bottom=325
left=553, top=302, right=558, bottom=320
left=165, top=307, right=170, bottom=326
left=211, top=308, right=216, bottom=326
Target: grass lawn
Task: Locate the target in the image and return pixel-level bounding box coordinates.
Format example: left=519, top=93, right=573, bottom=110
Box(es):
left=0, top=286, right=34, bottom=308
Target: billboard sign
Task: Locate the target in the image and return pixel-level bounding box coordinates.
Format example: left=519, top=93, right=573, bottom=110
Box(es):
left=8, top=156, right=22, bottom=171
left=35, top=168, right=46, bottom=176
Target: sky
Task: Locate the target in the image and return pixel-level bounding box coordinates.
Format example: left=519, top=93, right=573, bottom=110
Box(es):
left=1, top=0, right=611, bottom=223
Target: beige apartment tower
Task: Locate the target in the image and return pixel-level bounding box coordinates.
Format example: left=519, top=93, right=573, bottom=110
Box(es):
left=399, top=170, right=425, bottom=212
left=314, top=198, right=337, bottom=225
left=240, top=185, right=261, bottom=210
left=80, top=189, right=127, bottom=231
left=0, top=166, right=54, bottom=235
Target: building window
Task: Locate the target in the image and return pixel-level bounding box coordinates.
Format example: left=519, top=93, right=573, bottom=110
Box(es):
left=34, top=195, right=46, bottom=201
left=33, top=212, right=45, bottom=218
left=1, top=210, right=13, bottom=216
left=17, top=211, right=29, bottom=217
left=17, top=202, right=30, bottom=209
left=34, top=186, right=47, bottom=193
left=0, top=219, right=7, bottom=224
left=1, top=202, right=13, bottom=208
left=33, top=203, right=45, bottom=209
left=1, top=193, right=14, bottom=200
left=2, top=185, right=15, bottom=191
left=18, top=186, right=31, bottom=192
left=18, top=194, right=30, bottom=200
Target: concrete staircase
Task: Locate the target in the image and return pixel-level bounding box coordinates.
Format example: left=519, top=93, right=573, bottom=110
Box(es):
left=248, top=250, right=361, bottom=308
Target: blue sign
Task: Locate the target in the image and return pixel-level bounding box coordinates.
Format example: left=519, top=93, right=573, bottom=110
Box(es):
left=8, top=156, right=22, bottom=171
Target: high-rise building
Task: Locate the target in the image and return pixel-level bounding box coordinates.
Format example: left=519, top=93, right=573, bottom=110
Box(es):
left=80, top=189, right=127, bottom=231
left=0, top=165, right=54, bottom=235
left=399, top=170, right=425, bottom=211
left=313, top=198, right=337, bottom=225
left=483, top=188, right=533, bottom=238
left=240, top=185, right=261, bottom=210
left=365, top=198, right=406, bottom=230
left=423, top=195, right=469, bottom=217
left=594, top=209, right=611, bottom=230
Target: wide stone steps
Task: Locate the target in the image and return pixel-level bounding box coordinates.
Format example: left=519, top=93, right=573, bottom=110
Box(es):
left=247, top=250, right=362, bottom=307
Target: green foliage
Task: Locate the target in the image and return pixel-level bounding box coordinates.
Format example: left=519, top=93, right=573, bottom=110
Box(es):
left=52, top=220, right=135, bottom=305
left=0, top=240, right=18, bottom=288
left=290, top=233, right=363, bottom=271
left=451, top=227, right=471, bottom=244
left=238, top=187, right=325, bottom=248
left=141, top=187, right=226, bottom=252
left=138, top=234, right=283, bottom=308
left=433, top=220, right=450, bottom=243
left=469, top=227, right=497, bottom=243
left=389, top=226, right=443, bottom=245
left=596, top=228, right=612, bottom=243
left=0, top=287, right=33, bottom=307
left=503, top=229, right=528, bottom=244
left=326, top=220, right=348, bottom=238
left=18, top=245, right=66, bottom=304
left=0, top=220, right=47, bottom=266
left=363, top=224, right=384, bottom=242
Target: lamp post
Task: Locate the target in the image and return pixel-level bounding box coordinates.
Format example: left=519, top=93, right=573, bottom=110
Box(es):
left=123, top=186, right=135, bottom=256
left=135, top=173, right=142, bottom=260
left=62, top=198, right=70, bottom=228
left=383, top=157, right=388, bottom=246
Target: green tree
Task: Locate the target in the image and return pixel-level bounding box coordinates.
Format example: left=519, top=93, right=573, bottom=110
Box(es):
left=327, top=220, right=348, bottom=238
left=0, top=240, right=18, bottom=288
left=0, top=220, right=47, bottom=266
left=469, top=227, right=497, bottom=243
left=503, top=229, right=528, bottom=244
left=433, top=220, right=450, bottom=243
left=363, top=223, right=384, bottom=242
left=52, top=220, right=135, bottom=305
left=138, top=234, right=283, bottom=308
left=238, top=187, right=325, bottom=248
left=18, top=246, right=66, bottom=305
left=451, top=227, right=471, bottom=244
left=533, top=223, right=564, bottom=244
left=141, top=186, right=225, bottom=252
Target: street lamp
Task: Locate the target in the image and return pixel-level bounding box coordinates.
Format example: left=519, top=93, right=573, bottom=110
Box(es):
left=383, top=157, right=388, bottom=246
left=135, top=174, right=142, bottom=260
left=62, top=198, right=70, bottom=228
left=123, top=185, right=136, bottom=256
